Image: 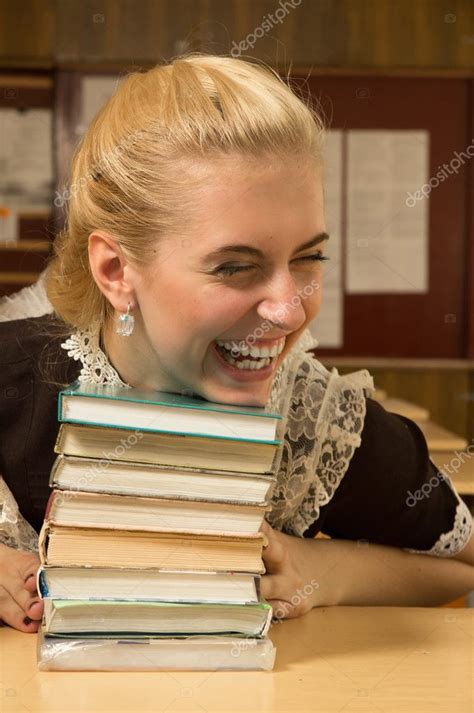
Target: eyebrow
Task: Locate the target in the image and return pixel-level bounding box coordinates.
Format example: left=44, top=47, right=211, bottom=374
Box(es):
left=202, top=232, right=330, bottom=261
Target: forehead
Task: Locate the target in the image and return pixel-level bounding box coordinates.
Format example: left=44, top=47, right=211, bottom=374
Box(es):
left=184, top=157, right=324, bottom=242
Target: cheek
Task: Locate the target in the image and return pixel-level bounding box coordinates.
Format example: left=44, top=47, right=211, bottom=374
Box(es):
left=183, top=289, right=253, bottom=332
left=301, top=277, right=322, bottom=319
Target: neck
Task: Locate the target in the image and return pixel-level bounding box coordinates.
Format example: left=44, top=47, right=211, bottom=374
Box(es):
left=101, top=317, right=177, bottom=392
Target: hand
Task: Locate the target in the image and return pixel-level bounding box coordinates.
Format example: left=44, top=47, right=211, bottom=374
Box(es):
left=0, top=543, right=43, bottom=633
left=259, top=520, right=320, bottom=620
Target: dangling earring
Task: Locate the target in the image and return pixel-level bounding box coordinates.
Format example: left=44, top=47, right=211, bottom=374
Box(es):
left=115, top=302, right=135, bottom=336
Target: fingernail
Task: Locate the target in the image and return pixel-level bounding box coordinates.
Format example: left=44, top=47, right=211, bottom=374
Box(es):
left=28, top=600, right=40, bottom=612
left=24, top=574, right=34, bottom=584
left=23, top=616, right=33, bottom=625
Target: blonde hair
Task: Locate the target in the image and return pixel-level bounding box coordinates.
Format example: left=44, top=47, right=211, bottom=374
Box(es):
left=46, top=53, right=326, bottom=332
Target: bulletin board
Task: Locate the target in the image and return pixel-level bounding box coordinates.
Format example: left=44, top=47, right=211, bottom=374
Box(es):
left=300, top=76, right=471, bottom=359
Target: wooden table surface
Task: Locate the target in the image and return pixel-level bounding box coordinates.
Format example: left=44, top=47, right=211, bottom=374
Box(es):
left=431, top=451, right=474, bottom=496
left=1, top=606, right=472, bottom=713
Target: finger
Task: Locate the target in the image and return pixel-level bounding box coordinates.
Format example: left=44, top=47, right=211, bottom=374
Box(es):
left=259, top=521, right=270, bottom=547
left=9, top=561, right=40, bottom=612
left=259, top=573, right=286, bottom=601
left=14, top=555, right=40, bottom=598
left=0, top=586, right=41, bottom=633
left=268, top=598, right=299, bottom=621
left=262, top=533, right=287, bottom=573
left=260, top=520, right=272, bottom=535
left=15, top=552, right=40, bottom=584
left=24, top=572, right=39, bottom=594
left=24, top=597, right=43, bottom=621
left=7, top=577, right=40, bottom=616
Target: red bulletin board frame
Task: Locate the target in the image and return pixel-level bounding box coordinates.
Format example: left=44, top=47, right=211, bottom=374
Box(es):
left=467, top=79, right=474, bottom=360
left=299, top=76, right=471, bottom=359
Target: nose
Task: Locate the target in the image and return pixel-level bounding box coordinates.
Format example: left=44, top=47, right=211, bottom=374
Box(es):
left=256, top=271, right=307, bottom=333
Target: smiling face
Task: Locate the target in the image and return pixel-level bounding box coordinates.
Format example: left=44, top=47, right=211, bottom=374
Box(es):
left=103, top=157, right=328, bottom=406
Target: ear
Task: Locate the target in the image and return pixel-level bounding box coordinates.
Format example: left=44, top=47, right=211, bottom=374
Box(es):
left=88, top=231, right=136, bottom=312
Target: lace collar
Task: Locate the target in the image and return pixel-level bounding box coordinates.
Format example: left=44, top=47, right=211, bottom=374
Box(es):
left=60, top=327, right=130, bottom=388
left=60, top=326, right=321, bottom=392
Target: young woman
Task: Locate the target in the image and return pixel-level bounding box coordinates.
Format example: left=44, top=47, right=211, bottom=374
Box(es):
left=0, top=54, right=472, bottom=634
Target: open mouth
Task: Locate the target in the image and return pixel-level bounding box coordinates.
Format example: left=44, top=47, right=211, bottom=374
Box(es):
left=212, top=338, right=285, bottom=373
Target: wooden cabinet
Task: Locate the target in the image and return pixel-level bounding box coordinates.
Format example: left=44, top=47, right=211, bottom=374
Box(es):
left=1, top=1, right=473, bottom=70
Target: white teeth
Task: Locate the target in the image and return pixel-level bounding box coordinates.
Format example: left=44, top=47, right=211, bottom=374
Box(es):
left=216, top=338, right=285, bottom=359
left=252, top=346, right=270, bottom=358
left=218, top=348, right=272, bottom=369
left=235, top=358, right=270, bottom=370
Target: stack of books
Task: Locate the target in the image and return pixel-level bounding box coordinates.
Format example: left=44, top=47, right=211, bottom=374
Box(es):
left=36, top=381, right=280, bottom=671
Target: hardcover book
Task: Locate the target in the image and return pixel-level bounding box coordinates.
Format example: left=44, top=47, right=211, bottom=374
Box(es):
left=44, top=490, right=270, bottom=536
left=37, top=566, right=260, bottom=604
left=50, top=454, right=275, bottom=504
left=58, top=381, right=281, bottom=442
left=42, top=599, right=273, bottom=637
left=55, top=423, right=278, bottom=474
left=39, top=524, right=266, bottom=573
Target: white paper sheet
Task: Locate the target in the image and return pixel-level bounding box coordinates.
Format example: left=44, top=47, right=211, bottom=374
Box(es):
left=79, top=76, right=119, bottom=134
left=346, top=130, right=429, bottom=294
left=0, top=210, right=18, bottom=242
left=308, top=129, right=344, bottom=348
left=0, top=109, right=53, bottom=210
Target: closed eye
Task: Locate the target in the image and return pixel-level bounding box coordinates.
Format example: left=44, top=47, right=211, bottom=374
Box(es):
left=212, top=252, right=330, bottom=277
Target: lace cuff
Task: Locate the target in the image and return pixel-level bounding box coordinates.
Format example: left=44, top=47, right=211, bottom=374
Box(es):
left=0, top=478, right=39, bottom=553
left=267, top=356, right=375, bottom=536
left=404, top=494, right=472, bottom=558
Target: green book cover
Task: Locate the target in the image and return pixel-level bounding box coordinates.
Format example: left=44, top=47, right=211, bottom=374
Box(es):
left=59, top=380, right=281, bottom=419
left=58, top=380, right=281, bottom=444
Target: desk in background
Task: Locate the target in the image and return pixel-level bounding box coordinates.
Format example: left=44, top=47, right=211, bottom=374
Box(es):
left=1, top=607, right=472, bottom=713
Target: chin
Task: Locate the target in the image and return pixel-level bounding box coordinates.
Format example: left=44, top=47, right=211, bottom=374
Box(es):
left=202, top=382, right=271, bottom=408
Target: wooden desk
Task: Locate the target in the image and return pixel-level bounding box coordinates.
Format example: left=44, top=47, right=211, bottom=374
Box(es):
left=1, top=607, right=472, bottom=712
left=380, top=397, right=430, bottom=422
left=416, top=421, right=468, bottom=452
left=431, top=451, right=474, bottom=496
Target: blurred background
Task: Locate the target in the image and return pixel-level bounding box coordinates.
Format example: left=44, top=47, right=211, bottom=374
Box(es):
left=0, top=1, right=473, bottom=511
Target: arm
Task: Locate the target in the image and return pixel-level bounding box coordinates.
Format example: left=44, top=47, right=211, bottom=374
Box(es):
left=259, top=521, right=474, bottom=617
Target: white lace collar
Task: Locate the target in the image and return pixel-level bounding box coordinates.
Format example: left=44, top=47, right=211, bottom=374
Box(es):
left=60, top=327, right=130, bottom=388
left=60, top=326, right=321, bottom=392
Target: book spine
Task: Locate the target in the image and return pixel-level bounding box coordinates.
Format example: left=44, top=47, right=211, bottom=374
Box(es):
left=44, top=491, right=56, bottom=521
left=57, top=391, right=64, bottom=423
left=261, top=604, right=273, bottom=637
left=42, top=598, right=54, bottom=632
left=49, top=455, right=63, bottom=488
left=54, top=424, right=65, bottom=454
left=59, top=418, right=281, bottom=445
left=37, top=567, right=49, bottom=599
left=37, top=523, right=50, bottom=565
